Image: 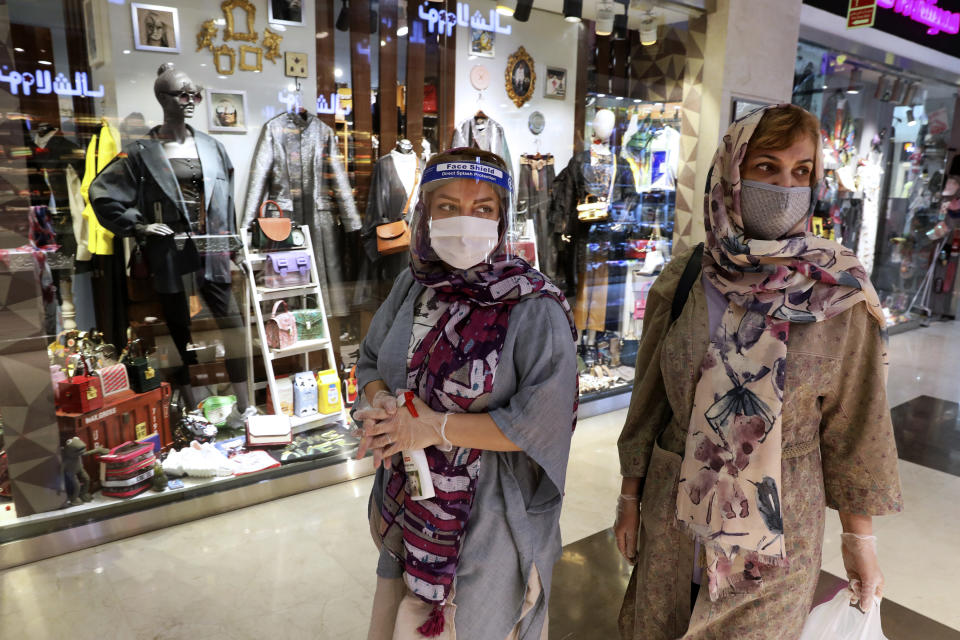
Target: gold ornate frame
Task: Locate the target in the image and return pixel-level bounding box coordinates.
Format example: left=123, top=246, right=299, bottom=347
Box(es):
left=221, top=0, right=257, bottom=42
left=261, top=28, right=283, bottom=63
left=505, top=46, right=536, bottom=108
left=238, top=44, right=262, bottom=72
left=213, top=44, right=236, bottom=75
left=196, top=19, right=217, bottom=52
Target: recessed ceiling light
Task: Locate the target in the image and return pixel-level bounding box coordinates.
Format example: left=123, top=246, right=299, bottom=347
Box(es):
left=13, top=47, right=24, bottom=53
left=334, top=67, right=343, bottom=78
left=37, top=60, right=52, bottom=65
left=122, top=49, right=131, bottom=55
left=397, top=26, right=408, bottom=37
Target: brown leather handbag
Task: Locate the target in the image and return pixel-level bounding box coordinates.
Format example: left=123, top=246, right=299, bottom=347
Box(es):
left=252, top=200, right=294, bottom=250
left=376, top=157, right=419, bottom=255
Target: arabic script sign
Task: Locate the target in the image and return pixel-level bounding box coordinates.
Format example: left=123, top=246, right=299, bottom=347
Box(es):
left=418, top=2, right=513, bottom=36
left=0, top=66, right=105, bottom=98
left=876, top=0, right=960, bottom=35
left=848, top=0, right=878, bottom=28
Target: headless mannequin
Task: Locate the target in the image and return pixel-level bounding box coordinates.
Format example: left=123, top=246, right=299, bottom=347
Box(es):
left=580, top=109, right=616, bottom=347
left=359, top=139, right=420, bottom=340
left=147, top=65, right=250, bottom=413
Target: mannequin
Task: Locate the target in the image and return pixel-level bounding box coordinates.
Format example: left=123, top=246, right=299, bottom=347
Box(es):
left=90, top=64, right=252, bottom=423
left=354, top=138, right=422, bottom=333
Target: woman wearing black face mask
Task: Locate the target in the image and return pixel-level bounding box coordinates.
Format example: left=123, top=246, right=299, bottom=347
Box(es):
left=614, top=105, right=902, bottom=639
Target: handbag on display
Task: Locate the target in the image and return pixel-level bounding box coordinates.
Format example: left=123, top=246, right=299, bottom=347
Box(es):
left=576, top=194, right=610, bottom=222
left=127, top=243, right=153, bottom=302
left=58, top=355, right=104, bottom=414
left=265, top=300, right=298, bottom=349
left=377, top=158, right=419, bottom=255
left=251, top=200, right=296, bottom=250
left=626, top=238, right=649, bottom=260
left=122, top=339, right=161, bottom=394
left=93, top=363, right=131, bottom=398
left=293, top=371, right=319, bottom=418
left=292, top=308, right=325, bottom=341
left=376, top=220, right=411, bottom=256
left=261, top=251, right=311, bottom=288
left=246, top=414, right=293, bottom=447
left=98, top=441, right=156, bottom=498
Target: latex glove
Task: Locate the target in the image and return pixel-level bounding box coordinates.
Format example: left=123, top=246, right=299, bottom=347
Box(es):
left=360, top=394, right=443, bottom=470
left=614, top=494, right=641, bottom=564
left=353, top=390, right=398, bottom=457
left=841, top=532, right=884, bottom=612
left=143, top=223, right=174, bottom=236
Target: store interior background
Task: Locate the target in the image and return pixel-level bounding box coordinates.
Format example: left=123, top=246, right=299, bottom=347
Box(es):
left=0, top=0, right=959, bottom=580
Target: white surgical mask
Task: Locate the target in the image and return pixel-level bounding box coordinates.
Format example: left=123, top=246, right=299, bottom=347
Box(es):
left=429, top=216, right=499, bottom=270
left=739, top=179, right=812, bottom=240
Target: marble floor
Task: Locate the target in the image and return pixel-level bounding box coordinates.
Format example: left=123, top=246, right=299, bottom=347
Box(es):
left=2, top=321, right=960, bottom=639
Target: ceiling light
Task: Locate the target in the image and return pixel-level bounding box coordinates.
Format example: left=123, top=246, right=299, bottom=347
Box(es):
left=122, top=49, right=131, bottom=55
left=334, top=67, right=343, bottom=78
left=514, top=0, right=533, bottom=22
left=595, top=0, right=615, bottom=36
left=906, top=108, right=917, bottom=126
left=397, top=25, right=408, bottom=37
left=846, top=68, right=861, bottom=94
left=335, top=0, right=349, bottom=32
left=13, top=47, right=23, bottom=53
left=563, top=0, right=582, bottom=22
left=496, top=0, right=515, bottom=16
left=640, top=14, right=657, bottom=46
left=37, top=60, right=52, bottom=66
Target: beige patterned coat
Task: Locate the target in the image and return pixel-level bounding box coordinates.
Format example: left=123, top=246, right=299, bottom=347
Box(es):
left=618, top=248, right=903, bottom=640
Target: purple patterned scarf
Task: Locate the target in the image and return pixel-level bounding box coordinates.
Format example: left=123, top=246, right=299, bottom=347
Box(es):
left=378, top=253, right=575, bottom=634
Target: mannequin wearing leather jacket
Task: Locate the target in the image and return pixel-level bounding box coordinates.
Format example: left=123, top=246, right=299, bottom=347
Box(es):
left=90, top=64, right=249, bottom=415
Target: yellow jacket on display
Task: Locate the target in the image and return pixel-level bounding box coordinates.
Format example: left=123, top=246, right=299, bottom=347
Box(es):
left=80, top=121, right=121, bottom=255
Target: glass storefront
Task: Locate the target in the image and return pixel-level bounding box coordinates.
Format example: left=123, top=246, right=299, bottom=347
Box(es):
left=0, top=0, right=706, bottom=547
left=792, top=40, right=960, bottom=329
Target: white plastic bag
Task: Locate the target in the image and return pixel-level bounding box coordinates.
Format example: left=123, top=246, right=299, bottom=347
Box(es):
left=798, top=589, right=888, bottom=640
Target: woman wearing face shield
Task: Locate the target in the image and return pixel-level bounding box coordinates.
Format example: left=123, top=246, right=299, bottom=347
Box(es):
left=355, top=148, right=578, bottom=639
left=614, top=105, right=902, bottom=639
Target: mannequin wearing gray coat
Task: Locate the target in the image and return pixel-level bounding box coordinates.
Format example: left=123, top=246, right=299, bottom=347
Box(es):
left=242, top=111, right=361, bottom=317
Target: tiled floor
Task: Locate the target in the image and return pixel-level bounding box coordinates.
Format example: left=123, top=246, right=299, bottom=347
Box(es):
left=2, top=320, right=960, bottom=639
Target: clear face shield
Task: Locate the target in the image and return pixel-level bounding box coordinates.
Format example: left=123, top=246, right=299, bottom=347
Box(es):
left=409, top=155, right=519, bottom=270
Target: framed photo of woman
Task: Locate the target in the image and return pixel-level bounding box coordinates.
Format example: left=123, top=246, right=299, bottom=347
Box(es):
left=131, top=3, right=180, bottom=53
left=207, top=89, right=248, bottom=134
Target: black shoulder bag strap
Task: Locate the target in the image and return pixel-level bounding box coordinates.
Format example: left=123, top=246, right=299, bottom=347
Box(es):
left=671, top=242, right=704, bottom=323
left=636, top=241, right=704, bottom=493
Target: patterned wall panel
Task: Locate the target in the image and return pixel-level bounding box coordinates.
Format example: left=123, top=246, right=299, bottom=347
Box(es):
left=0, top=9, right=64, bottom=517
left=628, top=25, right=687, bottom=103
left=673, top=15, right=707, bottom=254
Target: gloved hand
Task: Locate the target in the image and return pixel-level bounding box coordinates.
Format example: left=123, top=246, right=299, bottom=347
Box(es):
left=614, top=494, right=641, bottom=564
left=354, top=390, right=397, bottom=459
left=840, top=532, right=883, bottom=612
left=142, top=223, right=175, bottom=236
left=357, top=394, right=446, bottom=470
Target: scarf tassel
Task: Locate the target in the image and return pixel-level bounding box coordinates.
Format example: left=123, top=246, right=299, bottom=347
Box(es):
left=417, top=603, right=446, bottom=637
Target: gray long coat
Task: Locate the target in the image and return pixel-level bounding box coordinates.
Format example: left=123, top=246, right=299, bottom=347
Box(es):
left=242, top=112, right=361, bottom=316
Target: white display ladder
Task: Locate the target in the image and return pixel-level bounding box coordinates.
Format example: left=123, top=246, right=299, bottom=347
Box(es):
left=241, top=225, right=347, bottom=434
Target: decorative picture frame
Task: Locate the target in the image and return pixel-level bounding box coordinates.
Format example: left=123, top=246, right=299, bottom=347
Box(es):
left=222, top=0, right=258, bottom=43
left=207, top=89, right=248, bottom=134
left=238, top=44, right=262, bottom=72
left=268, top=0, right=305, bottom=27
left=505, top=47, right=536, bottom=109
left=470, top=28, right=494, bottom=58
left=82, top=0, right=108, bottom=67
left=131, top=3, right=181, bottom=53
left=213, top=44, right=236, bottom=75
left=544, top=67, right=566, bottom=100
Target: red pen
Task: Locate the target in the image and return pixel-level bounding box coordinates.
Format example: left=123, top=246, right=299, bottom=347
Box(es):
left=401, top=391, right=419, bottom=417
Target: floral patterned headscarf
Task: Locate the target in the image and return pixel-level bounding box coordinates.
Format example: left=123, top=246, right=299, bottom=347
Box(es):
left=676, top=105, right=886, bottom=600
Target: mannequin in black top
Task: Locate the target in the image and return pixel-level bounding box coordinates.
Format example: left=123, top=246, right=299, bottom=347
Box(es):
left=90, top=64, right=251, bottom=423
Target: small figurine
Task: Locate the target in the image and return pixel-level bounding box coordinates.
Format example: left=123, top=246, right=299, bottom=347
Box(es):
left=60, top=437, right=108, bottom=506
left=151, top=462, right=168, bottom=492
